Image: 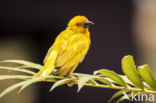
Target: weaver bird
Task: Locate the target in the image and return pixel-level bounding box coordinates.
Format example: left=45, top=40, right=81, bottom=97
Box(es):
left=33, top=15, right=93, bottom=78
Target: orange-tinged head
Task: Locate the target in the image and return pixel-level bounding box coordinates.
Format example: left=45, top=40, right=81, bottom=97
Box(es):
left=67, top=16, right=94, bottom=33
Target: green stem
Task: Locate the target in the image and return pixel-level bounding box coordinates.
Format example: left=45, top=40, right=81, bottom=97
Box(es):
left=44, top=79, right=156, bottom=94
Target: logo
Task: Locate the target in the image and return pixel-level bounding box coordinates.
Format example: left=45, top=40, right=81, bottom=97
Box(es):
left=123, top=91, right=155, bottom=102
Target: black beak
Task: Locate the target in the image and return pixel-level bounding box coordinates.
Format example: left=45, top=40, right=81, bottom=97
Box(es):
left=83, top=20, right=94, bottom=28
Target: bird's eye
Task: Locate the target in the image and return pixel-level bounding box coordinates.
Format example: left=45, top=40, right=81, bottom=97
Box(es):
left=76, top=23, right=81, bottom=26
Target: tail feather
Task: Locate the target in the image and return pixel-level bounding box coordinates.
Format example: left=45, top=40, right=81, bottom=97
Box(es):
left=32, top=65, right=55, bottom=78
left=33, top=51, right=58, bottom=78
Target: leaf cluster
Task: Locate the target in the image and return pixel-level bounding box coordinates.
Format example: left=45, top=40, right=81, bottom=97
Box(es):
left=0, top=55, right=156, bottom=103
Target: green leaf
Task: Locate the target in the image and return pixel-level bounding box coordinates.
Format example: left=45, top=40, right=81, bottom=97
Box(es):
left=108, top=90, right=128, bottom=102
left=74, top=73, right=112, bottom=86
left=1, top=60, right=43, bottom=70
left=78, top=76, right=93, bottom=92
left=116, top=92, right=131, bottom=103
left=120, top=75, right=149, bottom=87
left=0, top=66, right=35, bottom=75
left=119, top=75, right=134, bottom=86
left=94, top=69, right=126, bottom=87
left=121, top=55, right=143, bottom=89
left=18, top=77, right=44, bottom=93
left=88, top=79, right=98, bottom=85
left=50, top=78, right=73, bottom=92
left=138, top=64, right=156, bottom=90
left=0, top=75, right=31, bottom=80
left=0, top=81, right=26, bottom=98
left=94, top=77, right=112, bottom=86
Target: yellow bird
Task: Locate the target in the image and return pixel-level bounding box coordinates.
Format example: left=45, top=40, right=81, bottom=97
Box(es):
left=33, top=15, right=93, bottom=78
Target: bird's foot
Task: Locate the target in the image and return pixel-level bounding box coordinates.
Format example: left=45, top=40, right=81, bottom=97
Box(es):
left=67, top=74, right=78, bottom=87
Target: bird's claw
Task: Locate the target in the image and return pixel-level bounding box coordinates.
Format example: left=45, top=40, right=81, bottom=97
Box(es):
left=67, top=74, right=78, bottom=87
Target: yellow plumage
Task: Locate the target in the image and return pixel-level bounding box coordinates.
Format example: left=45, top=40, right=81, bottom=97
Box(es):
left=33, top=15, right=93, bottom=78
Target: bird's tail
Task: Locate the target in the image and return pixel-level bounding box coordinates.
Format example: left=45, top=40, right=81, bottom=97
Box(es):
left=32, top=65, right=55, bottom=78
left=32, top=52, right=58, bottom=78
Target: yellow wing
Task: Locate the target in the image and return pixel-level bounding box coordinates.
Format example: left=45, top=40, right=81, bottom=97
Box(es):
left=55, top=33, right=91, bottom=76
left=43, top=30, right=70, bottom=64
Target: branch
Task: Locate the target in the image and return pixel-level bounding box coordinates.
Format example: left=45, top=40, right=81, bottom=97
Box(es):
left=0, top=55, right=156, bottom=103
left=44, top=79, right=156, bottom=94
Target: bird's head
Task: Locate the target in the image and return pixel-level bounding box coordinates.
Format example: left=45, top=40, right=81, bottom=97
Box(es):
left=67, top=15, right=94, bottom=33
